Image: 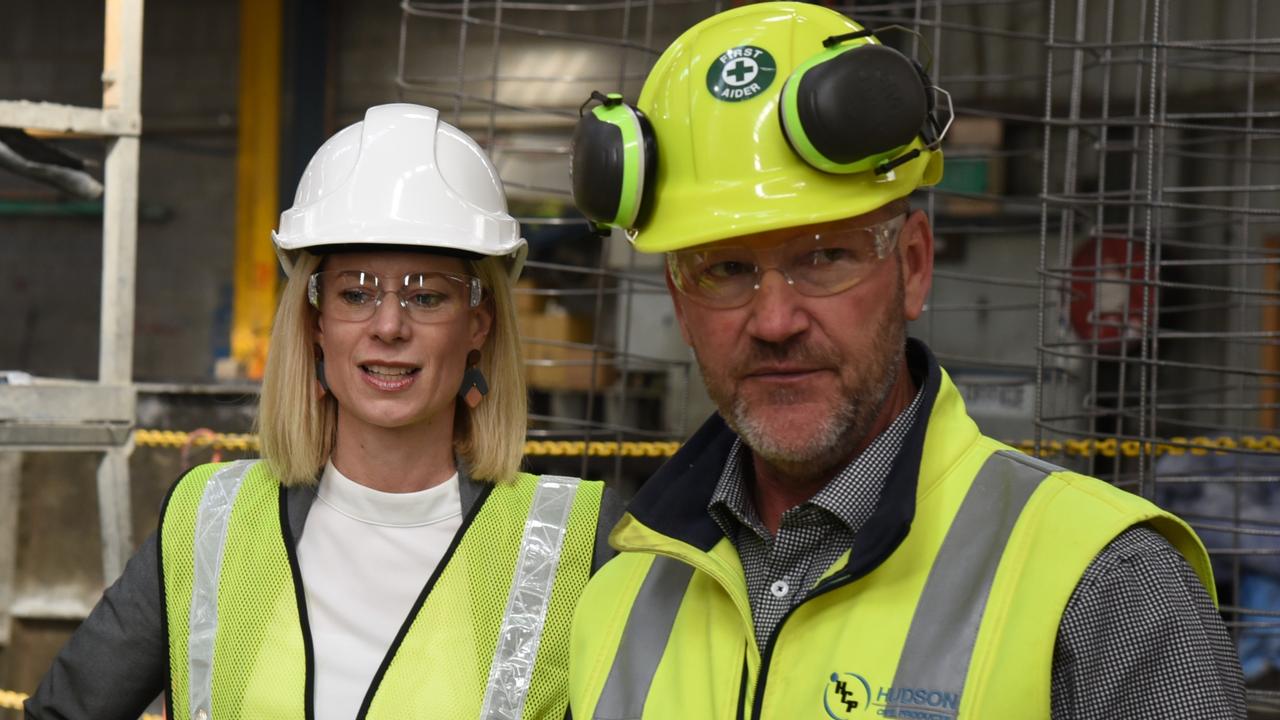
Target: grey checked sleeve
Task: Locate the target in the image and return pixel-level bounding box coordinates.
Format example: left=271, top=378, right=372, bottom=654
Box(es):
left=1051, top=525, right=1247, bottom=720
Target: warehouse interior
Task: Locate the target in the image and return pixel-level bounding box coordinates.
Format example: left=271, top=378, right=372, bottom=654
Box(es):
left=0, top=0, right=1277, bottom=715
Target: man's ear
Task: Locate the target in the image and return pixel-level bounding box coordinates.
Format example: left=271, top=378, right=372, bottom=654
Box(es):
left=665, top=268, right=695, bottom=347
left=898, top=209, right=935, bottom=321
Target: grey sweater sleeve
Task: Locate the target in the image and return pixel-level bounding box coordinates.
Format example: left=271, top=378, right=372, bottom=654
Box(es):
left=24, top=531, right=166, bottom=720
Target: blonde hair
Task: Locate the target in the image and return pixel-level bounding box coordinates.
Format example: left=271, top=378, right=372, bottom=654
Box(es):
left=455, top=256, right=528, bottom=483
left=257, top=250, right=528, bottom=486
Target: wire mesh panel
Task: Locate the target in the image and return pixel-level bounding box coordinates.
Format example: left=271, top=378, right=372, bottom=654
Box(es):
left=1038, top=0, right=1280, bottom=711
left=397, top=0, right=733, bottom=487
left=397, top=2, right=1280, bottom=707
left=395, top=0, right=1066, bottom=480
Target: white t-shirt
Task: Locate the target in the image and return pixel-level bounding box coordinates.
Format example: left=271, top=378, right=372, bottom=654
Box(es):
left=296, top=461, right=463, bottom=720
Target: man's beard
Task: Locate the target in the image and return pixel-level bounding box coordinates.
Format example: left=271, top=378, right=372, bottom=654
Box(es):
left=699, top=279, right=906, bottom=481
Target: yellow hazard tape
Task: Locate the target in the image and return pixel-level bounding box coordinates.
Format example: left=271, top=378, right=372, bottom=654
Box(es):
left=132, top=428, right=1280, bottom=459
left=0, top=688, right=161, bottom=718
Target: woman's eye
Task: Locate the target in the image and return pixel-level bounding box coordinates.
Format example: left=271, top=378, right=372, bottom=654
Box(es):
left=408, top=292, right=445, bottom=309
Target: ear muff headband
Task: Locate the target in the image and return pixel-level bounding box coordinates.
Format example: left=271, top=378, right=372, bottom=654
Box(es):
left=780, top=41, right=930, bottom=175
left=570, top=93, right=655, bottom=229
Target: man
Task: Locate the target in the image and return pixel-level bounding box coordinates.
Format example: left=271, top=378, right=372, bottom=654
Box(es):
left=566, top=3, right=1246, bottom=719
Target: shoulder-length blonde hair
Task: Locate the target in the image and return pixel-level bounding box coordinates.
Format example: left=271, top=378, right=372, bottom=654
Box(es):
left=257, top=250, right=528, bottom=486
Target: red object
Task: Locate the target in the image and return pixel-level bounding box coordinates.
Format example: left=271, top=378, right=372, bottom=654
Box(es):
left=1069, top=236, right=1155, bottom=353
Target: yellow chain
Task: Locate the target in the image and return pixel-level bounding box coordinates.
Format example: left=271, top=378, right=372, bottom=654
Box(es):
left=132, top=428, right=1280, bottom=459
left=2, top=432, right=1274, bottom=710
left=1011, top=435, right=1280, bottom=458
left=0, top=689, right=27, bottom=712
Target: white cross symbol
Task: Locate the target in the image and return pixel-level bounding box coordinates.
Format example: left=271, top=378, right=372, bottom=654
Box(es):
left=722, top=57, right=759, bottom=87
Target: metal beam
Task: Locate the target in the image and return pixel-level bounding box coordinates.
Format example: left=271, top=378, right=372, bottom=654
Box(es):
left=0, top=426, right=134, bottom=449
left=0, top=101, right=140, bottom=137
left=0, top=453, right=20, bottom=645
left=96, top=0, right=144, bottom=584
left=99, top=0, right=144, bottom=387
left=97, top=443, right=135, bottom=583
left=231, top=0, right=284, bottom=380
left=1264, top=237, right=1279, bottom=430
left=0, top=385, right=135, bottom=424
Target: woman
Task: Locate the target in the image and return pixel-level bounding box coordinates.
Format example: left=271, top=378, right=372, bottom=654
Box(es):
left=27, top=103, right=621, bottom=720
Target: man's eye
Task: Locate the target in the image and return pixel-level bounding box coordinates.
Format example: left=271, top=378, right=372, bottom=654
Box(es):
left=338, top=288, right=376, bottom=305
left=703, top=260, right=754, bottom=279
left=803, top=247, right=853, bottom=266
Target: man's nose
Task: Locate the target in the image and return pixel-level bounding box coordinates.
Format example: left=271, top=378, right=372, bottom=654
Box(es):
left=745, top=268, right=810, bottom=343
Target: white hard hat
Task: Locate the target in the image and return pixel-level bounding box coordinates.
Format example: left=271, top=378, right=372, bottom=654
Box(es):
left=273, top=103, right=527, bottom=279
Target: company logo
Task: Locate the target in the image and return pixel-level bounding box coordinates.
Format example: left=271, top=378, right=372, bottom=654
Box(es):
left=824, top=672, right=871, bottom=719
left=822, top=671, right=961, bottom=719
left=706, top=45, right=777, bottom=102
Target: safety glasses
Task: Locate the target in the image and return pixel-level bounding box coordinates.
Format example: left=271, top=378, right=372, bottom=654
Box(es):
left=667, top=214, right=906, bottom=309
left=308, top=270, right=483, bottom=324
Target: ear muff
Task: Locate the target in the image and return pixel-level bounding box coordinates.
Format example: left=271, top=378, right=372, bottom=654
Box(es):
left=779, top=40, right=931, bottom=175
left=570, top=92, right=657, bottom=229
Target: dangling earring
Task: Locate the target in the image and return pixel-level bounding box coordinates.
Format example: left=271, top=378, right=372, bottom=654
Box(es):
left=315, top=350, right=331, bottom=395
left=458, top=349, right=488, bottom=409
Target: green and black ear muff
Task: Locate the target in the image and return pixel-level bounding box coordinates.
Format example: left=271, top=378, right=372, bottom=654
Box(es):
left=778, top=30, right=933, bottom=175
left=570, top=91, right=657, bottom=230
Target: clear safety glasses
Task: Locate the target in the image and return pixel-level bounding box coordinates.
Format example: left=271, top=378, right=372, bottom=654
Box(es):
left=307, top=270, right=483, bottom=324
left=667, top=214, right=906, bottom=309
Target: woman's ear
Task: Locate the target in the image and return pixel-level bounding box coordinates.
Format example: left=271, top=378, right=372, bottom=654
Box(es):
left=470, top=296, right=495, bottom=349
left=313, top=346, right=331, bottom=395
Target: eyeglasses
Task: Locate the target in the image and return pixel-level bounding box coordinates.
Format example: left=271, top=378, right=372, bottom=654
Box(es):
left=308, top=270, right=483, bottom=324
left=667, top=214, right=906, bottom=309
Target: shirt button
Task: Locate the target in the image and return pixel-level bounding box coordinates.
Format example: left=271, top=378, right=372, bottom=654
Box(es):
left=770, top=579, right=790, bottom=598
left=195, top=709, right=209, bottom=720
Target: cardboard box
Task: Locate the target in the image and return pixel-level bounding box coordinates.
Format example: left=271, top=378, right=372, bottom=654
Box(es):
left=513, top=278, right=546, bottom=315
left=936, top=116, right=1005, bottom=217
left=520, top=311, right=617, bottom=391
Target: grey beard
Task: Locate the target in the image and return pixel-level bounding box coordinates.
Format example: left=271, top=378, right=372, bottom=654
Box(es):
left=722, top=357, right=899, bottom=482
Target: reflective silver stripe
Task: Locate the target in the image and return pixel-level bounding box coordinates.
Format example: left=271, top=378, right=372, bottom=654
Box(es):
left=890, top=450, right=1055, bottom=716
left=594, top=555, right=695, bottom=720
left=480, top=475, right=582, bottom=720
left=187, top=459, right=256, bottom=720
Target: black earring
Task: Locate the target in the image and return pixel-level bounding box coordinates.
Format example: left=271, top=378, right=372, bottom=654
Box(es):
left=458, top=349, right=488, bottom=408
left=315, top=353, right=331, bottom=394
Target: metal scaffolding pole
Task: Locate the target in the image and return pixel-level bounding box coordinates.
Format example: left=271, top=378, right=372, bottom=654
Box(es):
left=0, top=0, right=145, bottom=596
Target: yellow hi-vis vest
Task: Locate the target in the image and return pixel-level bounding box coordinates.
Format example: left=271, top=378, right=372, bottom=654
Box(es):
left=570, top=372, right=1214, bottom=720
left=160, top=461, right=603, bottom=720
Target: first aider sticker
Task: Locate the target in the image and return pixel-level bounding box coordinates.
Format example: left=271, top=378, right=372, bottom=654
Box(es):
left=706, top=45, right=777, bottom=102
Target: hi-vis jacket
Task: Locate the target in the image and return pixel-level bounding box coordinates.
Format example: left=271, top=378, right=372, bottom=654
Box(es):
left=569, top=341, right=1214, bottom=720
left=160, top=461, right=604, bottom=720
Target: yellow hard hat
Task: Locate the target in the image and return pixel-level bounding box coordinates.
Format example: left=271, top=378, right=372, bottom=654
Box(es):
left=570, top=2, right=945, bottom=253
